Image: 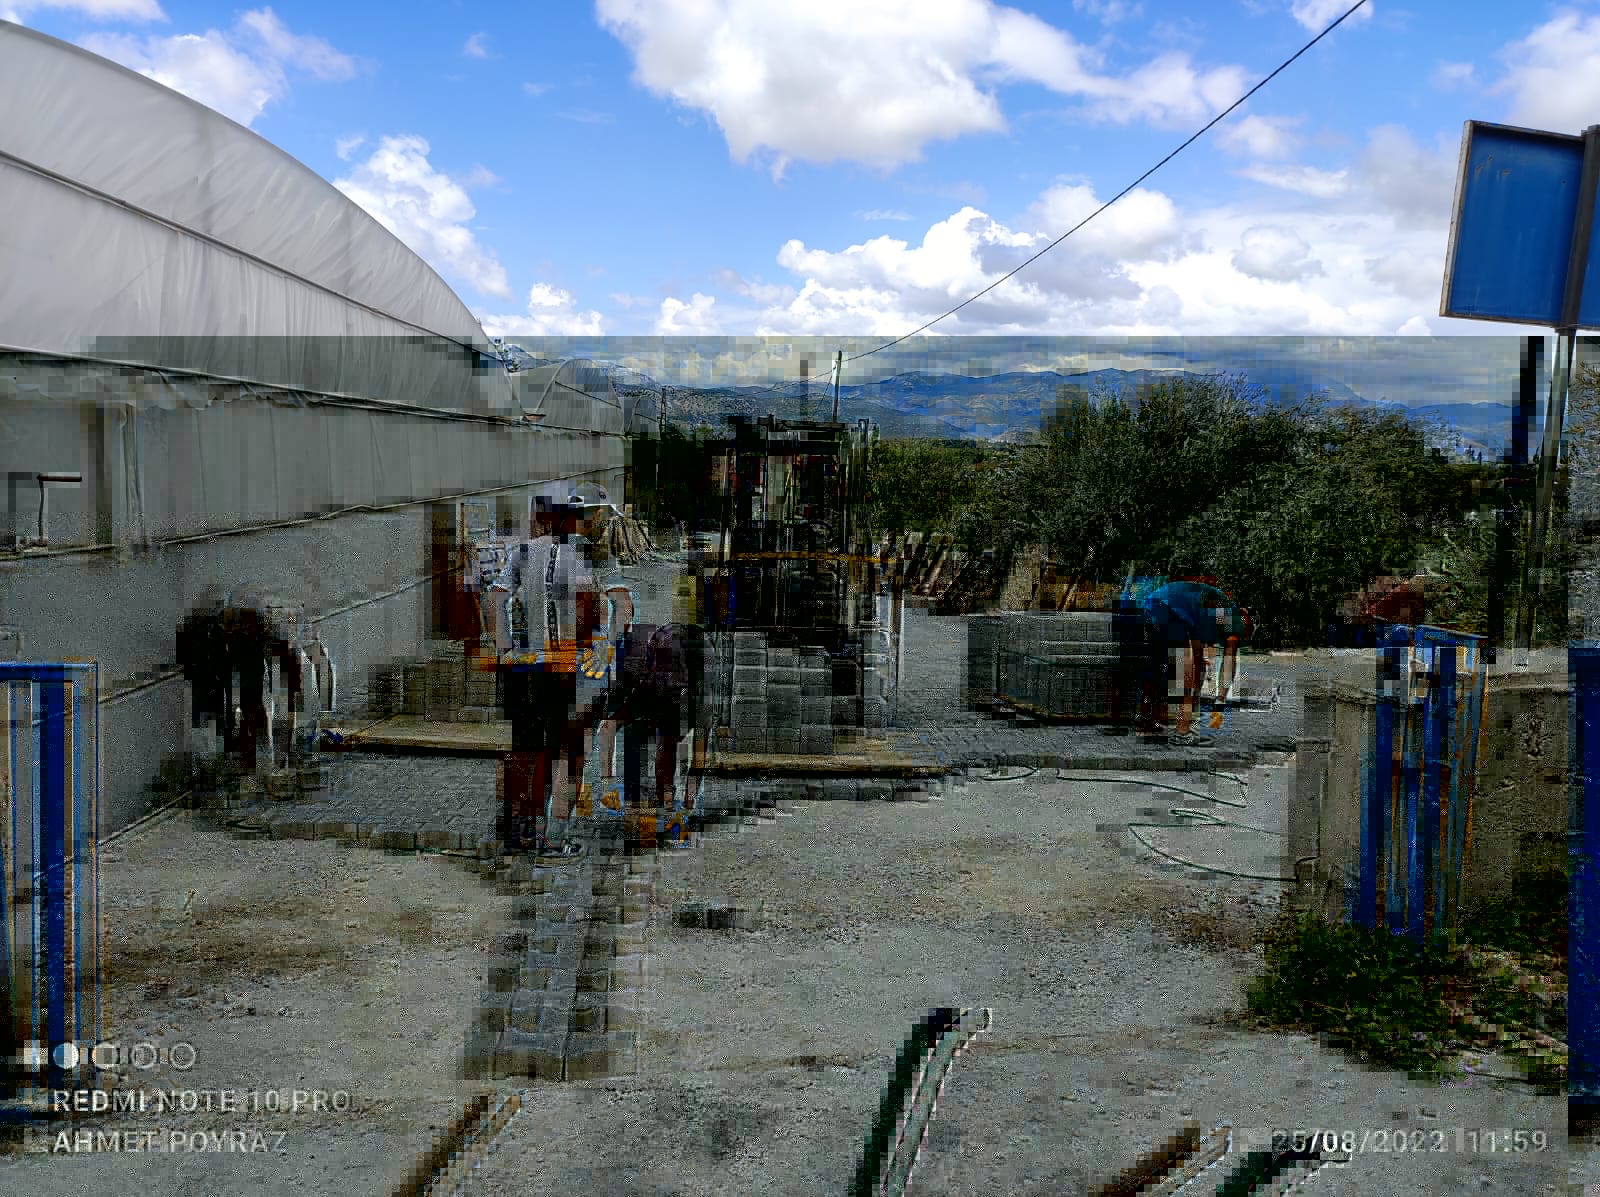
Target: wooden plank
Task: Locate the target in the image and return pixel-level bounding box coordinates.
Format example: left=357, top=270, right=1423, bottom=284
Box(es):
left=705, top=751, right=943, bottom=778
left=341, top=714, right=513, bottom=753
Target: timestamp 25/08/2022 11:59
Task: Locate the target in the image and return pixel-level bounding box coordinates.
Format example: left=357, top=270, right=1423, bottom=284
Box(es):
left=1258, top=1126, right=1554, bottom=1161
left=26, top=1087, right=359, bottom=1155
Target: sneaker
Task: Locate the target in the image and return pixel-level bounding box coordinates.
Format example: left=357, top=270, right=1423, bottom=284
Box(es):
left=1168, top=730, right=1214, bottom=748
left=594, top=780, right=625, bottom=818
left=657, top=809, right=693, bottom=849
left=533, top=835, right=585, bottom=864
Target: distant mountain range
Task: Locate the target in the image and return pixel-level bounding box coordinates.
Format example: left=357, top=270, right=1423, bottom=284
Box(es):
left=611, top=366, right=1524, bottom=460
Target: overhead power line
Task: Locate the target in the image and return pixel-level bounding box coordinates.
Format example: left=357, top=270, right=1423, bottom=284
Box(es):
left=838, top=0, right=1372, bottom=368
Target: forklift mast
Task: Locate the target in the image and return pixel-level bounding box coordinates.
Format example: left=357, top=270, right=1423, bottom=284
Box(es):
left=701, top=415, right=878, bottom=643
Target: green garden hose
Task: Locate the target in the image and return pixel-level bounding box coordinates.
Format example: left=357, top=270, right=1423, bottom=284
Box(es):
left=1053, top=767, right=1291, bottom=882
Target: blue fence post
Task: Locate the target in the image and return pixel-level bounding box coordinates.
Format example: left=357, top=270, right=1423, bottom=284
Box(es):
left=1571, top=643, right=1600, bottom=1116
left=1423, top=629, right=1456, bottom=945
left=1364, top=624, right=1407, bottom=932
left=0, top=662, right=100, bottom=1104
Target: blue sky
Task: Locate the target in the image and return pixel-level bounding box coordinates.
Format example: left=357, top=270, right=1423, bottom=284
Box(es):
left=7, top=0, right=1600, bottom=396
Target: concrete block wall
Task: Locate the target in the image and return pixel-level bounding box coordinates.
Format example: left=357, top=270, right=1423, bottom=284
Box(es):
left=1288, top=647, right=1570, bottom=927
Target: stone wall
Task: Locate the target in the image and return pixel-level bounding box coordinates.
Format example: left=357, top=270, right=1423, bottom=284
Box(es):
left=1287, top=647, right=1569, bottom=927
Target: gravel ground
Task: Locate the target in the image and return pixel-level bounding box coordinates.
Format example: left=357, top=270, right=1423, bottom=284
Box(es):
left=0, top=549, right=1570, bottom=1194
left=462, top=763, right=1563, bottom=1196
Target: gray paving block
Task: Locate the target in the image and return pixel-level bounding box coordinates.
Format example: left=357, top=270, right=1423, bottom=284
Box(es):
left=376, top=828, right=417, bottom=852
left=494, top=1029, right=565, bottom=1080
left=609, top=954, right=643, bottom=988
left=800, top=729, right=834, bottom=754
left=486, top=956, right=521, bottom=992
left=615, top=920, right=646, bottom=953
left=605, top=989, right=642, bottom=1033
left=543, top=967, right=579, bottom=998
left=572, top=993, right=607, bottom=1033
left=417, top=828, right=454, bottom=852
left=462, top=1027, right=497, bottom=1080
left=576, top=966, right=611, bottom=998
left=509, top=991, right=571, bottom=1036
left=473, top=991, right=513, bottom=1034
left=563, top=1031, right=637, bottom=1081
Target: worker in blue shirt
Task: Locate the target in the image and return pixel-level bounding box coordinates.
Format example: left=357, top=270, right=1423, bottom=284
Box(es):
left=1135, top=579, right=1253, bottom=747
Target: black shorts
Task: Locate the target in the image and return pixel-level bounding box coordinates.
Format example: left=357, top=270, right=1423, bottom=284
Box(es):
left=607, top=679, right=686, bottom=736
left=500, top=664, right=585, bottom=754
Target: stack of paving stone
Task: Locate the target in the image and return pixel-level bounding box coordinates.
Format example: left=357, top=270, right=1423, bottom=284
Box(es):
left=730, top=632, right=865, bottom=754
left=425, top=645, right=466, bottom=724
left=992, top=611, right=1145, bottom=722
left=730, top=631, right=768, bottom=752
left=464, top=833, right=656, bottom=1083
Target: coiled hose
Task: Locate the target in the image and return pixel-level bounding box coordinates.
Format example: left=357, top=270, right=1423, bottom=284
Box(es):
left=969, top=762, right=1290, bottom=883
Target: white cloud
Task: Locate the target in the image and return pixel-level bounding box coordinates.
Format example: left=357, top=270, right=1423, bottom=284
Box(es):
left=1237, top=162, right=1350, bottom=198
left=1216, top=114, right=1301, bottom=159
left=522, top=81, right=550, bottom=96
left=463, top=32, right=489, bottom=58
left=78, top=7, right=354, bottom=127
left=4, top=0, right=165, bottom=21
left=334, top=135, right=512, bottom=300
left=1078, top=52, right=1248, bottom=128
left=1491, top=9, right=1600, bottom=134
left=1231, top=225, right=1322, bottom=282
left=860, top=209, right=913, bottom=222
left=335, top=133, right=365, bottom=160
left=480, top=284, right=605, bottom=337
left=1072, top=0, right=1141, bottom=23
left=595, top=0, right=1254, bottom=175
left=657, top=293, right=722, bottom=334
left=235, top=8, right=354, bottom=80
left=1353, top=124, right=1456, bottom=232
left=1431, top=60, right=1475, bottom=89
left=1289, top=0, right=1374, bottom=34
left=459, top=165, right=500, bottom=189
left=646, top=122, right=1485, bottom=339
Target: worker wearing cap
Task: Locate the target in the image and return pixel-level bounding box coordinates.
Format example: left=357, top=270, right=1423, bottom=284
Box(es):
left=1135, top=578, right=1253, bottom=747
left=488, top=482, right=616, bottom=861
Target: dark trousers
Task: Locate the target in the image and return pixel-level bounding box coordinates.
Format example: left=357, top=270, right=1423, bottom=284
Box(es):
left=498, top=665, right=586, bottom=829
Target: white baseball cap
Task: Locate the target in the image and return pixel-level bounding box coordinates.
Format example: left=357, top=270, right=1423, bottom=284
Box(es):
left=531, top=480, right=614, bottom=517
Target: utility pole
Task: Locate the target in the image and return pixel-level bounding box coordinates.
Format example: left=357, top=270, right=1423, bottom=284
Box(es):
left=831, top=349, right=843, bottom=423
left=1516, top=122, right=1600, bottom=662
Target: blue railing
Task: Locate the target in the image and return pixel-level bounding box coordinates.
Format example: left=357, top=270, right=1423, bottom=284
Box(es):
left=1356, top=625, right=1488, bottom=946
left=1, top=663, right=100, bottom=1099
left=1571, top=643, right=1599, bottom=1107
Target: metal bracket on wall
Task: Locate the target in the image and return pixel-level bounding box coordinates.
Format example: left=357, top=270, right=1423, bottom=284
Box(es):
left=5, top=471, right=83, bottom=551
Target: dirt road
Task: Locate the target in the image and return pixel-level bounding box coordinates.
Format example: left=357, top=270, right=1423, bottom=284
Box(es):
left=1, top=757, right=1566, bottom=1194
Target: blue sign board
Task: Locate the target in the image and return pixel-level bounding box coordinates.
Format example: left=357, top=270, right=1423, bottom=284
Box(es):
left=1441, top=121, right=1600, bottom=329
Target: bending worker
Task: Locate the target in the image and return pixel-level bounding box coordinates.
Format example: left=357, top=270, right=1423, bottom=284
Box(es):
left=1135, top=578, right=1253, bottom=748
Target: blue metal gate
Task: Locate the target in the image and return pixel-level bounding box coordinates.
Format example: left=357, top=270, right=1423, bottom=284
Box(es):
left=1, top=663, right=100, bottom=1098
left=1570, top=643, right=1599, bottom=1108
left=1356, top=625, right=1489, bottom=946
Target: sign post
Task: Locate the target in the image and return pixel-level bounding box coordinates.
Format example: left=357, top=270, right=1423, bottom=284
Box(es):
left=1442, top=121, right=1600, bottom=1126
left=1442, top=119, right=1600, bottom=658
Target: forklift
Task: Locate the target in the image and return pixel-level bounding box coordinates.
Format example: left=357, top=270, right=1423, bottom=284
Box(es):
left=693, top=414, right=903, bottom=759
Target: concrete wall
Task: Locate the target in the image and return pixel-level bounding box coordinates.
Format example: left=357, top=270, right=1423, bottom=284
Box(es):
left=1288, top=647, right=1569, bottom=927
left=1, top=373, right=626, bottom=835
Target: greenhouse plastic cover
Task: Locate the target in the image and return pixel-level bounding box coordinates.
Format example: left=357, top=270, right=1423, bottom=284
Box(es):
left=0, top=20, right=513, bottom=415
